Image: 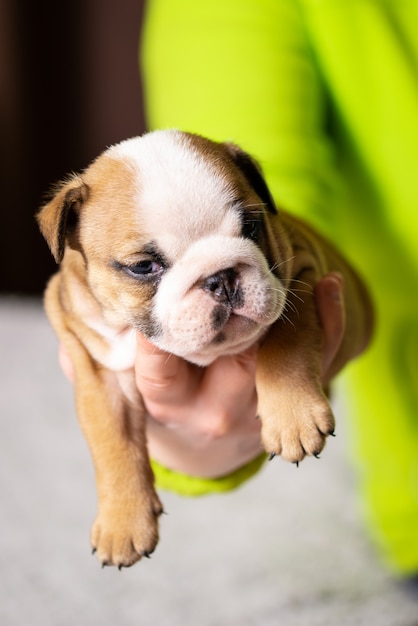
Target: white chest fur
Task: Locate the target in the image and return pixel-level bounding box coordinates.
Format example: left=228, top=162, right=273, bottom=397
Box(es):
left=86, top=318, right=137, bottom=372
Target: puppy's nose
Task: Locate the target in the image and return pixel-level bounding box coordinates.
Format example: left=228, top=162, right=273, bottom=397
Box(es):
left=202, top=268, right=243, bottom=307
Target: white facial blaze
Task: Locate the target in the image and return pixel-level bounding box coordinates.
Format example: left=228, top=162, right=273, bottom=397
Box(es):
left=109, top=130, right=240, bottom=258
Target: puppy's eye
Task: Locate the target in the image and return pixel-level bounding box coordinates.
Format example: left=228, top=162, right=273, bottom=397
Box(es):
left=126, top=260, right=162, bottom=278
left=242, top=219, right=261, bottom=242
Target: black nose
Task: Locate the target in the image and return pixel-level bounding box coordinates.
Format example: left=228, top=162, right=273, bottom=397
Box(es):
left=202, top=268, right=243, bottom=308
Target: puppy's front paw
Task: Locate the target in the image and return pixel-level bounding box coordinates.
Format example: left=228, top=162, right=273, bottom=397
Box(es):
left=91, top=490, right=163, bottom=569
left=259, top=388, right=335, bottom=465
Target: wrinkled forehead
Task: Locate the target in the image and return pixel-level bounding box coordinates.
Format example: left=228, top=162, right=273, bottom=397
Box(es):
left=108, top=131, right=246, bottom=249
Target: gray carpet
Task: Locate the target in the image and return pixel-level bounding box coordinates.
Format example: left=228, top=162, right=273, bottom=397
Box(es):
left=1, top=296, right=417, bottom=626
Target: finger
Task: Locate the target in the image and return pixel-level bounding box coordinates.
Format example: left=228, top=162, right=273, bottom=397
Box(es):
left=135, top=334, right=201, bottom=408
left=203, top=343, right=259, bottom=394
left=231, top=342, right=260, bottom=375
left=315, top=272, right=345, bottom=380
left=199, top=345, right=259, bottom=433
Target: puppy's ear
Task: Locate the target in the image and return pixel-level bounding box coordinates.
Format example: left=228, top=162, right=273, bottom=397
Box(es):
left=223, top=143, right=277, bottom=214
left=37, top=175, right=89, bottom=263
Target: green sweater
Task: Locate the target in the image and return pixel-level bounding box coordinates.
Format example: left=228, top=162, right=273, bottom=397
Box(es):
left=141, top=0, right=418, bottom=574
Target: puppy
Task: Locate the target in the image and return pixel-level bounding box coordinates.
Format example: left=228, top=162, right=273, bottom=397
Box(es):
left=38, top=130, right=373, bottom=568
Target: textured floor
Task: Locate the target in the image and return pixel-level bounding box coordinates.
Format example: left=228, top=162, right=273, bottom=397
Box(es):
left=1, top=296, right=417, bottom=626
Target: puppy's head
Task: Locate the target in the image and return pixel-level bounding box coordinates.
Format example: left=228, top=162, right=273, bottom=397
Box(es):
left=38, top=130, right=292, bottom=365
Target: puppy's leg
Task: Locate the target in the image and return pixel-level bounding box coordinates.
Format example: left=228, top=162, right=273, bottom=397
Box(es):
left=256, top=274, right=335, bottom=464
left=67, top=336, right=163, bottom=568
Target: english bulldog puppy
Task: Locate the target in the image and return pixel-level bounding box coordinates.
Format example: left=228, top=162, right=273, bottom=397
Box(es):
left=37, top=130, right=373, bottom=568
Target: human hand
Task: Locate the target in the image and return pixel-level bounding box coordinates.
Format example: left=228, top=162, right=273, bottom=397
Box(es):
left=135, top=272, right=345, bottom=477
left=136, top=337, right=262, bottom=477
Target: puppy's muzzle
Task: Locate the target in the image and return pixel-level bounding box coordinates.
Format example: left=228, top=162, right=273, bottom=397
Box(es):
left=202, top=268, right=243, bottom=308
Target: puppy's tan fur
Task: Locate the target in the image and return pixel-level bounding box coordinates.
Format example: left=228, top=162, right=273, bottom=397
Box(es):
left=38, top=130, right=373, bottom=568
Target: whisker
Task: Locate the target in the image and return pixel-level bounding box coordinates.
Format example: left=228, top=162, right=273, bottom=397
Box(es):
left=268, top=255, right=295, bottom=277
left=287, top=290, right=306, bottom=304
left=289, top=277, right=311, bottom=289
left=280, top=311, right=296, bottom=330
left=285, top=299, right=299, bottom=315
left=266, top=285, right=288, bottom=295
left=289, top=287, right=312, bottom=294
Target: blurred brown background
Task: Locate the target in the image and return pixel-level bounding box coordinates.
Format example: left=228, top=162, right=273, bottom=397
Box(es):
left=0, top=0, right=147, bottom=294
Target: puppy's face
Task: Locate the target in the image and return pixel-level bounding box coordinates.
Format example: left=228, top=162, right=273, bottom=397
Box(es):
left=39, top=131, right=293, bottom=365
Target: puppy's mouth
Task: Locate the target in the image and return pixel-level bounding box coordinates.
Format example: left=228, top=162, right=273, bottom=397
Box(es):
left=150, top=247, right=287, bottom=364
left=210, top=304, right=253, bottom=341
left=210, top=313, right=261, bottom=353
left=147, top=298, right=267, bottom=366
left=178, top=305, right=268, bottom=366
left=201, top=268, right=262, bottom=346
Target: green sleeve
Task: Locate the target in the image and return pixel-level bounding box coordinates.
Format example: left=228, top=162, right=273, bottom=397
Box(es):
left=141, top=0, right=342, bottom=237
left=151, top=453, right=267, bottom=497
